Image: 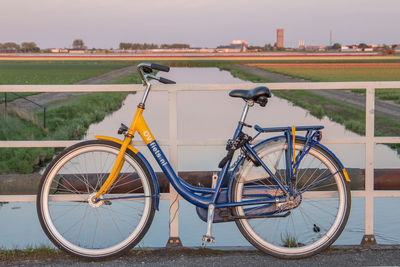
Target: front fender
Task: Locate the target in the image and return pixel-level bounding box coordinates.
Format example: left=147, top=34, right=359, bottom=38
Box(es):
left=95, top=135, right=160, bottom=210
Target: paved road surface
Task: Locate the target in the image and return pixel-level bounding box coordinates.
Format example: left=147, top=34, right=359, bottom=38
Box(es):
left=6, top=246, right=400, bottom=267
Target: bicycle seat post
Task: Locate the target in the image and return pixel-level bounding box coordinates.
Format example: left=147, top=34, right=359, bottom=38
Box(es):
left=239, top=100, right=253, bottom=126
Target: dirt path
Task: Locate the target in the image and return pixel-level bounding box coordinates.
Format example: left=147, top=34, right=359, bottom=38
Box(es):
left=74, top=65, right=136, bottom=85
left=234, top=64, right=400, bottom=121
left=3, top=65, right=136, bottom=113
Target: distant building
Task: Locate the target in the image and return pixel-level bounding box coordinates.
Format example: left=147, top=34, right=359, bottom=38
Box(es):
left=69, top=49, right=87, bottom=54
left=50, top=49, right=68, bottom=53
left=276, top=29, right=284, bottom=48
left=298, top=40, right=305, bottom=49
left=305, top=45, right=326, bottom=52
left=216, top=40, right=248, bottom=52
left=341, top=45, right=361, bottom=52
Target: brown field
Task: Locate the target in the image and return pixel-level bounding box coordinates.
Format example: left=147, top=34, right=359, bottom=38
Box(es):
left=247, top=63, right=400, bottom=82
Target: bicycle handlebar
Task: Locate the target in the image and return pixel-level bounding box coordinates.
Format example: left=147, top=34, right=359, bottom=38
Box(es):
left=159, top=77, right=176, bottom=84
left=151, top=63, right=170, bottom=72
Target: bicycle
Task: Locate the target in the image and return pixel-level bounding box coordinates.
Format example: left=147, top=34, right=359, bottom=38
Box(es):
left=37, top=63, right=351, bottom=260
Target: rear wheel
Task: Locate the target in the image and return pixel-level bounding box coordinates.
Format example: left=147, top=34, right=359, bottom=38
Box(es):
left=232, top=138, right=350, bottom=259
left=37, top=140, right=155, bottom=260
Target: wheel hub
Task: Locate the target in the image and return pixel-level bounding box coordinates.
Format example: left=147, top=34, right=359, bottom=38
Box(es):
left=88, top=192, right=104, bottom=208
left=277, top=193, right=302, bottom=211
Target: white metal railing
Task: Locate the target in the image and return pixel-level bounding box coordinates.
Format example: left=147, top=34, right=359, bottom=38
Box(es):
left=1, top=82, right=400, bottom=246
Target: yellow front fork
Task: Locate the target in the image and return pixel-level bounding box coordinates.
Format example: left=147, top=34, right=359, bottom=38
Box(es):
left=93, top=107, right=155, bottom=201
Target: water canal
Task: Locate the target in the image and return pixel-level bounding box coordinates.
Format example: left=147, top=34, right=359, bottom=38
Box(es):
left=1, top=67, right=399, bottom=249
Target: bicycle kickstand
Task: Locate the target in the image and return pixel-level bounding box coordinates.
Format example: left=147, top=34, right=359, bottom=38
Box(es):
left=202, top=204, right=215, bottom=244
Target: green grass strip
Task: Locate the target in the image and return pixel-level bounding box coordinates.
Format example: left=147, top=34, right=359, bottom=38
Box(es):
left=0, top=71, right=141, bottom=174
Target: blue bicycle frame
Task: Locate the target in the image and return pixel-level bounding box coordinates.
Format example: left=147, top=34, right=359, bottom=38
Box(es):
left=145, top=121, right=331, bottom=210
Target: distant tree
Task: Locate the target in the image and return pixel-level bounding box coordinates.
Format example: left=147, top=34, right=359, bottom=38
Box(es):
left=381, top=44, right=394, bottom=55
left=3, top=42, right=20, bottom=51
left=358, top=43, right=369, bottom=49
left=121, top=43, right=159, bottom=50
left=21, top=42, right=40, bottom=53
left=332, top=43, right=342, bottom=50
left=119, top=42, right=132, bottom=50
left=161, top=43, right=190, bottom=49
left=263, top=44, right=273, bottom=51
left=247, top=45, right=263, bottom=52
left=72, top=39, right=85, bottom=49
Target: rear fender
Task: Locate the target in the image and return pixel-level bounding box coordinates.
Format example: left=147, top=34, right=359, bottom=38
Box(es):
left=227, top=135, right=350, bottom=202
left=95, top=136, right=160, bottom=210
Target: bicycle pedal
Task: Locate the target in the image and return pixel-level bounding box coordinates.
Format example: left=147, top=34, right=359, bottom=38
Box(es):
left=202, top=235, right=215, bottom=243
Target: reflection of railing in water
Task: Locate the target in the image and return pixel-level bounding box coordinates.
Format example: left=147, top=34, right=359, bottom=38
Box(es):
left=1, top=169, right=400, bottom=195
left=0, top=82, right=400, bottom=247
left=3, top=92, right=47, bottom=128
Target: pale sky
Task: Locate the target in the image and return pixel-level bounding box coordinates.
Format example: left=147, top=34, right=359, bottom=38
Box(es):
left=0, top=0, right=398, bottom=49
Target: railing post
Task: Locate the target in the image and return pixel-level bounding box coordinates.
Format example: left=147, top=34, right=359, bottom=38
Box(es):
left=166, top=88, right=182, bottom=247
left=361, top=87, right=377, bottom=246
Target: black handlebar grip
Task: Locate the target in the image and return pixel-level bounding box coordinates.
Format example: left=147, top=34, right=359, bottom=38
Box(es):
left=151, top=63, right=170, bottom=72
left=159, top=77, right=176, bottom=84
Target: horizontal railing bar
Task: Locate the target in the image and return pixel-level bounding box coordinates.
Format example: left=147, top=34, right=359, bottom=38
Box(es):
left=0, top=141, right=80, bottom=148
left=3, top=137, right=400, bottom=148
left=374, top=137, right=400, bottom=144
left=0, top=194, right=174, bottom=202
left=0, top=195, right=36, bottom=202
left=1, top=82, right=400, bottom=93
left=0, top=84, right=138, bottom=92
left=351, top=191, right=400, bottom=197
left=369, top=191, right=400, bottom=197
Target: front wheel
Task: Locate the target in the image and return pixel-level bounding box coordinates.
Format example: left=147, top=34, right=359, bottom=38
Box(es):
left=231, top=138, right=351, bottom=259
left=37, top=140, right=155, bottom=260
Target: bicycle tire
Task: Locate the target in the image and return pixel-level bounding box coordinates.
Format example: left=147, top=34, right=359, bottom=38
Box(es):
left=231, top=138, right=351, bottom=259
left=37, top=140, right=155, bottom=260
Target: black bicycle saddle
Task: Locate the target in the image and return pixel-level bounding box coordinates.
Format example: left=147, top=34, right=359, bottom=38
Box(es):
left=229, top=86, right=271, bottom=106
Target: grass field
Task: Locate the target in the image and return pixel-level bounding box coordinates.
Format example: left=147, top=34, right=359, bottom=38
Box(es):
left=0, top=61, right=135, bottom=103
left=0, top=92, right=131, bottom=174
left=248, top=63, right=400, bottom=82
left=248, top=63, right=400, bottom=104
left=0, top=67, right=141, bottom=174
left=0, top=61, right=134, bottom=84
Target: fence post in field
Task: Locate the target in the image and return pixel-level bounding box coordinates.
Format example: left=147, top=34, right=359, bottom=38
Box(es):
left=4, top=92, right=7, bottom=113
